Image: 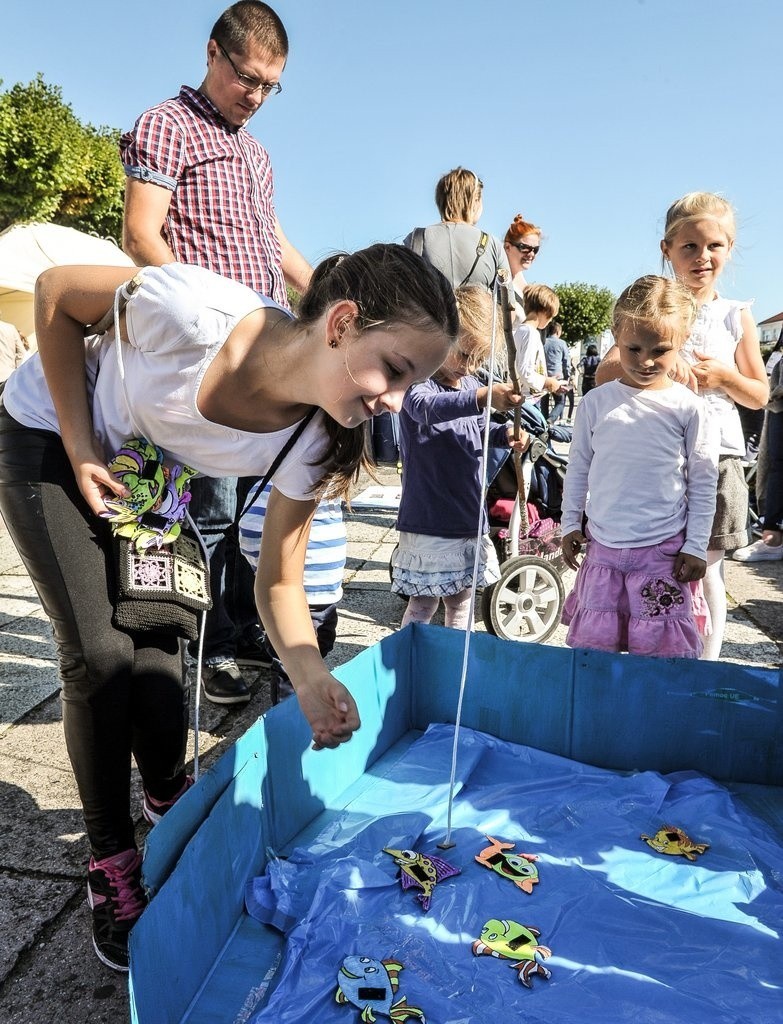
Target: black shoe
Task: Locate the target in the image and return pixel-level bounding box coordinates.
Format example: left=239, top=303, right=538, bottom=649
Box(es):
left=87, top=848, right=145, bottom=972
left=201, top=659, right=251, bottom=705
left=235, top=625, right=273, bottom=669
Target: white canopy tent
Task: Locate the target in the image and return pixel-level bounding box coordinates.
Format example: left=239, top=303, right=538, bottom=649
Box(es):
left=0, top=222, right=134, bottom=346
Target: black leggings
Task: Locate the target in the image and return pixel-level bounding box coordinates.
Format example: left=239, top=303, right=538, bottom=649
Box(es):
left=0, top=394, right=188, bottom=859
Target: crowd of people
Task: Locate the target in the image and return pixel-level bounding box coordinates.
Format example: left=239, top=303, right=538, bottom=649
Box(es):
left=0, top=0, right=779, bottom=977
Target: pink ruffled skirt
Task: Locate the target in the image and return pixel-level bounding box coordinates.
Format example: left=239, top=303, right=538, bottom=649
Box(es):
left=562, top=532, right=704, bottom=659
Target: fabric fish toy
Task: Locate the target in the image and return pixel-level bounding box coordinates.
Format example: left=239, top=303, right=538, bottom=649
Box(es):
left=101, top=437, right=197, bottom=552
left=640, top=825, right=709, bottom=861
left=472, top=918, right=552, bottom=988
left=474, top=835, right=539, bottom=893
left=335, top=956, right=426, bottom=1022
left=382, top=847, right=461, bottom=911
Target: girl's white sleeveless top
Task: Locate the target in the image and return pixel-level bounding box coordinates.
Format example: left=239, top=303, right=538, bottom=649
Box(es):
left=680, top=295, right=748, bottom=457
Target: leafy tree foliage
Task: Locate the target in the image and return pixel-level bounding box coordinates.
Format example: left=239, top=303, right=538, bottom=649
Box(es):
left=0, top=75, right=125, bottom=239
left=553, top=281, right=615, bottom=345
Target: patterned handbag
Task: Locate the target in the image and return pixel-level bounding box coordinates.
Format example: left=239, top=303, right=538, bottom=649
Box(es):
left=112, top=529, right=211, bottom=641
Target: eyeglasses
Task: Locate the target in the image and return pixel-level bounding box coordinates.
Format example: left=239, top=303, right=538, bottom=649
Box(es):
left=510, top=241, right=540, bottom=255
left=217, top=42, right=282, bottom=96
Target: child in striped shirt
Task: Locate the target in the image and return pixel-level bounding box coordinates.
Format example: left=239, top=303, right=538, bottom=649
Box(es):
left=240, top=484, right=347, bottom=703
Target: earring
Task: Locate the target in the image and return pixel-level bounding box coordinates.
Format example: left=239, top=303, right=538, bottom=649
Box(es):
left=329, top=338, right=338, bottom=349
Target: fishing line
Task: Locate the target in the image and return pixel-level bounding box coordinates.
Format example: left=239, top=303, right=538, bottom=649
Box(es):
left=439, top=275, right=505, bottom=849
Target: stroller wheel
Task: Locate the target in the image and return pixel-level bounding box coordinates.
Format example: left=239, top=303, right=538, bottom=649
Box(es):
left=482, top=554, right=564, bottom=643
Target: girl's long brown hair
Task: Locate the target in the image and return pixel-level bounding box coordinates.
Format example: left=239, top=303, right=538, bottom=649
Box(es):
left=297, top=243, right=459, bottom=498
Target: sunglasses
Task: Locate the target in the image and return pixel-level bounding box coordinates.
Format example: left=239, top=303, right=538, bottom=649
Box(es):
left=510, top=241, right=540, bottom=255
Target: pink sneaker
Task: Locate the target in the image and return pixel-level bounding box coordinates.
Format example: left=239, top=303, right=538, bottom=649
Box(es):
left=142, top=775, right=194, bottom=826
left=86, top=848, right=145, bottom=971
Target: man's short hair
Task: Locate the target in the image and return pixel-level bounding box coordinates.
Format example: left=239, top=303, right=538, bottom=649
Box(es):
left=211, top=1, right=288, bottom=59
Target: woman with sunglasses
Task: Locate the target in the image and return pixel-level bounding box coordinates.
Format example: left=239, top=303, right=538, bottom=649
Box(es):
left=504, top=215, right=543, bottom=309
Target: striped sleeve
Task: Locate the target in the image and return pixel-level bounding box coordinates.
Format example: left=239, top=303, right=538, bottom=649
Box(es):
left=239, top=484, right=347, bottom=605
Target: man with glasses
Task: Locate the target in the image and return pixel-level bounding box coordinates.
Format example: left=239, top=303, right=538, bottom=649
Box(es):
left=120, top=2, right=312, bottom=705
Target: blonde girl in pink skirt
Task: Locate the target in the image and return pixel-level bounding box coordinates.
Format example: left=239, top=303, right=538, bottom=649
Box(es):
left=560, top=276, right=719, bottom=658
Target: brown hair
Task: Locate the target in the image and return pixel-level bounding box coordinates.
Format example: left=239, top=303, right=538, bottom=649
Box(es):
left=505, top=214, right=542, bottom=245
left=434, top=167, right=483, bottom=223
left=211, top=1, right=288, bottom=59
left=612, top=275, right=697, bottom=347
left=298, top=244, right=460, bottom=497
left=522, top=283, right=559, bottom=320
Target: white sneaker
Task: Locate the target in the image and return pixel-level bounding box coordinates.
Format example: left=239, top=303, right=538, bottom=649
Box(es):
left=733, top=538, right=783, bottom=562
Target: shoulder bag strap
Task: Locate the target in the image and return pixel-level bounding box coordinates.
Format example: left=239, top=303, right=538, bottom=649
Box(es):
left=458, top=231, right=489, bottom=288
left=409, top=227, right=426, bottom=256
left=237, top=407, right=318, bottom=523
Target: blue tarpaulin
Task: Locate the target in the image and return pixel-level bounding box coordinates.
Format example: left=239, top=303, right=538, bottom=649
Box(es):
left=245, top=723, right=783, bottom=1024
left=129, top=626, right=783, bottom=1024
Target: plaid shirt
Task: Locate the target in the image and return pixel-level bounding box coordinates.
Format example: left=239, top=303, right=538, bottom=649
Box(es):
left=120, top=86, right=287, bottom=306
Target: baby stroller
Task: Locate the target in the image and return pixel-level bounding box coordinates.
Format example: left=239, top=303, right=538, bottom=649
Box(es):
left=481, top=400, right=570, bottom=643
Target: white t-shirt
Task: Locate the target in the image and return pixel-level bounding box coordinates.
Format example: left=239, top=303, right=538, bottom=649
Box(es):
left=560, top=380, right=719, bottom=559
left=513, top=323, right=547, bottom=396
left=681, top=295, right=749, bottom=457
left=3, top=264, right=328, bottom=500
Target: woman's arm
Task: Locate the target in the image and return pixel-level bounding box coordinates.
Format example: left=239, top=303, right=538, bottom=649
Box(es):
left=692, top=308, right=769, bottom=409
left=34, top=265, right=138, bottom=513
left=257, top=487, right=360, bottom=749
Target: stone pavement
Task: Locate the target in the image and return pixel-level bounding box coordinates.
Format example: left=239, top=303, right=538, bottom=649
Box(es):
left=0, top=469, right=780, bottom=1023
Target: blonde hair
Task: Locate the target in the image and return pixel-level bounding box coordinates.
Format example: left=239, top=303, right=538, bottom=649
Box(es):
left=522, top=283, right=559, bottom=320
left=505, top=214, right=542, bottom=245
left=612, top=275, right=697, bottom=347
left=663, top=191, right=736, bottom=247
left=452, top=285, right=502, bottom=374
left=435, top=167, right=483, bottom=222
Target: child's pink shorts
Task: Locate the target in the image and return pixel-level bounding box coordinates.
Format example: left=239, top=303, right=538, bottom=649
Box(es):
left=562, top=532, right=703, bottom=659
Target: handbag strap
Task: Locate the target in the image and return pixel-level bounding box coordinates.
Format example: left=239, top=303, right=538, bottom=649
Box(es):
left=236, top=407, right=318, bottom=524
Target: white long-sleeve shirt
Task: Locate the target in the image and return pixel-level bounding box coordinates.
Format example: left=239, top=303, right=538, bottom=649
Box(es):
left=560, top=380, right=719, bottom=560
left=513, top=323, right=547, bottom=396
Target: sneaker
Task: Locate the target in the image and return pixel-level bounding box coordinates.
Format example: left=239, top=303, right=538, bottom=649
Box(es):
left=142, top=775, right=194, bottom=826
left=87, top=848, right=145, bottom=972
left=235, top=624, right=273, bottom=669
left=201, top=658, right=251, bottom=705
left=733, top=538, right=783, bottom=563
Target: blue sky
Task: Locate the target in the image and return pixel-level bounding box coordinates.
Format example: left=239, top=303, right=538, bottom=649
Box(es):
left=3, top=0, right=781, bottom=323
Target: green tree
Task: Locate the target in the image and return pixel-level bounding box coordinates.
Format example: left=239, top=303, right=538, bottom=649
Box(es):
left=0, top=75, right=125, bottom=239
left=553, top=282, right=615, bottom=345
